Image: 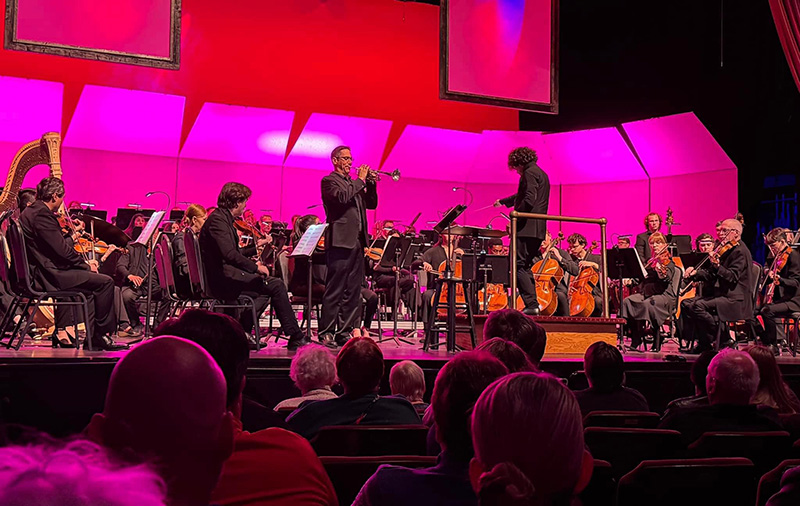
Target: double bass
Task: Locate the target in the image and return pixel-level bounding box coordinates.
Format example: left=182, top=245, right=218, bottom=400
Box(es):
left=568, top=241, right=599, bottom=317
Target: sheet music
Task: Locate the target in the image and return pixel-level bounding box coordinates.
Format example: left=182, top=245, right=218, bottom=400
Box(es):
left=290, top=224, right=328, bottom=257
left=134, top=211, right=165, bottom=245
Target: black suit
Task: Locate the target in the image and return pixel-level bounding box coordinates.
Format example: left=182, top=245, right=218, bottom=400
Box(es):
left=19, top=201, right=116, bottom=338
left=758, top=249, right=800, bottom=345
left=635, top=231, right=654, bottom=260
left=499, top=162, right=550, bottom=309
left=116, top=243, right=170, bottom=330
left=681, top=242, right=754, bottom=349
left=199, top=208, right=301, bottom=338
left=320, top=171, right=378, bottom=338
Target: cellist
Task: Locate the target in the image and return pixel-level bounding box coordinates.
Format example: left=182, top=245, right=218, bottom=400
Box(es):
left=566, top=233, right=603, bottom=316
left=533, top=231, right=578, bottom=316
left=621, top=232, right=679, bottom=351
left=757, top=228, right=800, bottom=355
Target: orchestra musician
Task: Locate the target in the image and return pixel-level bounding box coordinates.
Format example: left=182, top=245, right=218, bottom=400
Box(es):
left=199, top=182, right=308, bottom=350
left=373, top=220, right=395, bottom=241
left=493, top=147, right=551, bottom=315
left=681, top=218, right=753, bottom=353
left=259, top=214, right=273, bottom=235
left=756, top=228, right=800, bottom=355
left=319, top=145, right=378, bottom=348
left=487, top=238, right=505, bottom=255
left=371, top=227, right=415, bottom=311
left=19, top=177, right=125, bottom=350
left=635, top=212, right=662, bottom=260
left=621, top=232, right=679, bottom=350
left=696, top=233, right=715, bottom=254
left=116, top=239, right=171, bottom=337
left=617, top=236, right=631, bottom=249
left=534, top=231, right=579, bottom=317
left=172, top=204, right=207, bottom=298
left=566, top=233, right=603, bottom=317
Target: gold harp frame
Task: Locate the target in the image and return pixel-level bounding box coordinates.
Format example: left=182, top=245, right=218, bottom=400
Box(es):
left=3, top=0, right=181, bottom=69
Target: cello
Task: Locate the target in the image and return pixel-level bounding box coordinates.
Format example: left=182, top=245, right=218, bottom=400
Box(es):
left=531, top=231, right=565, bottom=316
left=568, top=241, right=599, bottom=317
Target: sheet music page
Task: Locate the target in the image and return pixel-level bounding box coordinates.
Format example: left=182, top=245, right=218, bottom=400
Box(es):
left=290, top=224, right=328, bottom=257
left=134, top=211, right=165, bottom=245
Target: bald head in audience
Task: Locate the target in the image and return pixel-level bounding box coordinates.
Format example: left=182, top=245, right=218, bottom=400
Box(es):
left=706, top=349, right=760, bottom=406
left=88, top=336, right=235, bottom=506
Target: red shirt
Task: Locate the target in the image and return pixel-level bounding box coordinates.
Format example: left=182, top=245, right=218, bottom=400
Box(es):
left=211, top=423, right=338, bottom=506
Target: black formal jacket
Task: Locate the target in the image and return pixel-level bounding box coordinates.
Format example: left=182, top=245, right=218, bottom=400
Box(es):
left=115, top=243, right=155, bottom=287
left=692, top=241, right=753, bottom=321
left=198, top=207, right=259, bottom=299
left=321, top=171, right=378, bottom=249
left=635, top=231, right=654, bottom=260
left=498, top=161, right=550, bottom=239
left=767, top=248, right=800, bottom=311
left=19, top=201, right=90, bottom=290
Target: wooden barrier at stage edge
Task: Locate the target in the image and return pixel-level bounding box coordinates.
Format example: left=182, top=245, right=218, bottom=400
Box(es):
left=460, top=315, right=623, bottom=356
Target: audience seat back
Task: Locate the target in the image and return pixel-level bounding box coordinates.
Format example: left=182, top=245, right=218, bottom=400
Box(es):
left=756, top=459, right=800, bottom=506
left=584, top=427, right=683, bottom=478
left=617, top=457, right=756, bottom=506
left=580, top=459, right=615, bottom=506
left=320, top=455, right=436, bottom=506
left=583, top=411, right=661, bottom=429
left=687, top=431, right=791, bottom=474
left=311, top=425, right=429, bottom=456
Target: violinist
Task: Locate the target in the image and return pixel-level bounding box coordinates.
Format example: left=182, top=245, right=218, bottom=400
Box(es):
left=534, top=231, right=579, bottom=317
left=621, top=233, right=679, bottom=350
left=756, top=228, right=800, bottom=355
left=617, top=236, right=631, bottom=249
left=493, top=147, right=551, bottom=315
left=123, top=213, right=146, bottom=241
left=635, top=212, right=662, bottom=260
left=681, top=218, right=753, bottom=354
left=371, top=227, right=415, bottom=312
left=373, top=220, right=395, bottom=241
left=567, top=233, right=603, bottom=316
left=17, top=188, right=36, bottom=214
left=19, top=177, right=125, bottom=350
left=259, top=214, right=273, bottom=235
left=199, top=182, right=308, bottom=350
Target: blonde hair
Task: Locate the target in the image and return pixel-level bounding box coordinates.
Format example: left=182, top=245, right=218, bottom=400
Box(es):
left=389, top=360, right=426, bottom=403
left=648, top=232, right=667, bottom=246
left=182, top=204, right=207, bottom=228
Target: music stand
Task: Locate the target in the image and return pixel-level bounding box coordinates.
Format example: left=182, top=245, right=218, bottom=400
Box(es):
left=376, top=236, right=413, bottom=345
left=432, top=205, right=467, bottom=278
left=669, top=235, right=692, bottom=255
left=131, top=211, right=165, bottom=340
left=401, top=241, right=423, bottom=332
left=290, top=224, right=327, bottom=340
left=679, top=252, right=708, bottom=270
left=115, top=208, right=156, bottom=230
left=606, top=247, right=646, bottom=314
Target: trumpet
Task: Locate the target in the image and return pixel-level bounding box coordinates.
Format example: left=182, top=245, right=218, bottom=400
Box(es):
left=367, top=168, right=401, bottom=182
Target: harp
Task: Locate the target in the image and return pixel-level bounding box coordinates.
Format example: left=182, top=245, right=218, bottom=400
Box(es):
left=0, top=132, right=62, bottom=213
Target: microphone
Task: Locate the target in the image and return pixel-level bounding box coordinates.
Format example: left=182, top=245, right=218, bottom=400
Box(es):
left=145, top=191, right=172, bottom=212
left=452, top=186, right=474, bottom=207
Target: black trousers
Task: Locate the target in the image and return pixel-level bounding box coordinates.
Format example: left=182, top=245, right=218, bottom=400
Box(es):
left=120, top=284, right=171, bottom=330
left=233, top=275, right=301, bottom=338
left=680, top=297, right=726, bottom=349
left=362, top=287, right=378, bottom=329
left=375, top=271, right=415, bottom=307
left=516, top=237, right=543, bottom=309
left=54, top=270, right=116, bottom=339
left=759, top=302, right=796, bottom=346
left=321, top=246, right=364, bottom=338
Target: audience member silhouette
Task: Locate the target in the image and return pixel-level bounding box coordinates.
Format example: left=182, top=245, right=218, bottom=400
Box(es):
left=748, top=345, right=800, bottom=414
left=477, top=337, right=537, bottom=373
left=287, top=337, right=421, bottom=438
left=659, top=349, right=783, bottom=444
left=390, top=360, right=429, bottom=417
left=470, top=372, right=593, bottom=506
left=274, top=344, right=338, bottom=411
left=0, top=440, right=166, bottom=506
left=354, top=351, right=508, bottom=506
left=87, top=336, right=235, bottom=506
left=482, top=309, right=547, bottom=368
left=662, top=350, right=716, bottom=419
left=574, top=341, right=649, bottom=416
left=153, top=310, right=337, bottom=506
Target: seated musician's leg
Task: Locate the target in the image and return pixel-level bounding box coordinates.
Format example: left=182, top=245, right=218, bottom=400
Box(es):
left=554, top=288, right=570, bottom=317
left=685, top=298, right=719, bottom=351
left=260, top=275, right=303, bottom=342
left=121, top=286, right=142, bottom=330
left=361, top=287, right=378, bottom=331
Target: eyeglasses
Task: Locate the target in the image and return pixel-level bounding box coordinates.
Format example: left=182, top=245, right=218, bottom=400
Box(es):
left=336, top=156, right=353, bottom=161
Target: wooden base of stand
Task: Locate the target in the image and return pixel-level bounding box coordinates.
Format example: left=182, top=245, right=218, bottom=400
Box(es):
left=459, top=314, right=623, bottom=356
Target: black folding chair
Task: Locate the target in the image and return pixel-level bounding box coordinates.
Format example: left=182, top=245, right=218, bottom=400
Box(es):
left=183, top=229, right=262, bottom=349
left=0, top=234, right=23, bottom=343
left=154, top=234, right=186, bottom=318
left=5, top=219, right=93, bottom=350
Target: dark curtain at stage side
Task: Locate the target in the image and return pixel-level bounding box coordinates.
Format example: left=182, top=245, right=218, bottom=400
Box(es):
left=770, top=0, right=800, bottom=93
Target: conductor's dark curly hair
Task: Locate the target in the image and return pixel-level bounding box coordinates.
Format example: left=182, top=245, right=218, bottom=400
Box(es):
left=508, top=147, right=538, bottom=169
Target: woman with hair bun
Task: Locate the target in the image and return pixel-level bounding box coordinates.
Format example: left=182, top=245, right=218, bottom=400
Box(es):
left=470, top=372, right=593, bottom=506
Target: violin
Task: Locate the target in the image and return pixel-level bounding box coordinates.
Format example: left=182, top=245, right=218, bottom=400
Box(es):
left=531, top=231, right=565, bottom=316
left=645, top=243, right=672, bottom=279
left=759, top=245, right=791, bottom=307
left=568, top=241, right=600, bottom=317
left=365, top=247, right=383, bottom=261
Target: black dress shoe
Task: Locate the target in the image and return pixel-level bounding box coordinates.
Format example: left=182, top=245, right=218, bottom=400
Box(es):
left=522, top=307, right=540, bottom=316
left=51, top=334, right=76, bottom=348
left=286, top=335, right=311, bottom=351
left=89, top=335, right=129, bottom=351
